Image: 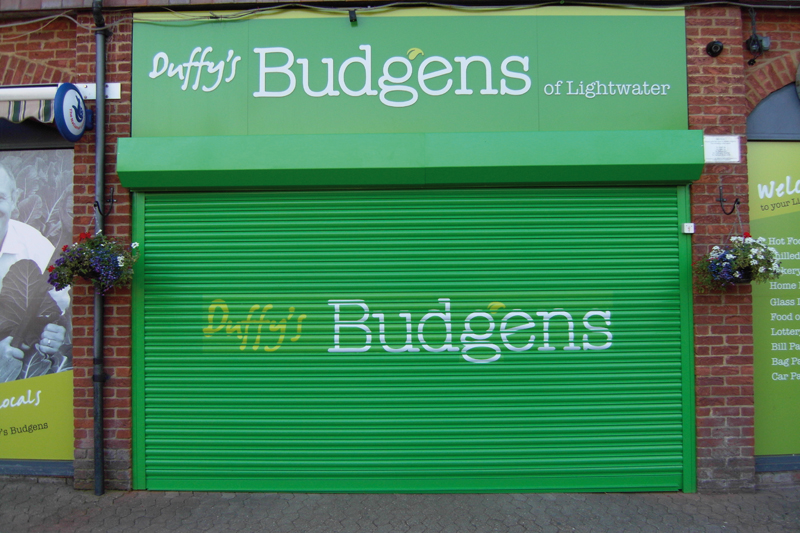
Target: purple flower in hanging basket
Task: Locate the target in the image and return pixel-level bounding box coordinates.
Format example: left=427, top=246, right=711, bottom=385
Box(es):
left=47, top=231, right=139, bottom=294
left=693, top=234, right=781, bottom=292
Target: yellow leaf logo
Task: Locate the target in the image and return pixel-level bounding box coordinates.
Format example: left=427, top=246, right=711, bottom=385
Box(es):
left=487, top=302, right=506, bottom=314
left=407, top=48, right=424, bottom=60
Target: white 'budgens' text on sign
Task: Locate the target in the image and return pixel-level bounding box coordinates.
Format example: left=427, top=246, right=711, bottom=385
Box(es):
left=328, top=298, right=613, bottom=363
left=252, top=45, right=531, bottom=107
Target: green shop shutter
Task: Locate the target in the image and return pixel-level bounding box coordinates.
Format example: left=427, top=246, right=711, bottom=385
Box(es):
left=132, top=186, right=695, bottom=492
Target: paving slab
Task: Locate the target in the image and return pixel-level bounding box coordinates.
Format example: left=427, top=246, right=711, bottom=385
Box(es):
left=0, top=478, right=797, bottom=533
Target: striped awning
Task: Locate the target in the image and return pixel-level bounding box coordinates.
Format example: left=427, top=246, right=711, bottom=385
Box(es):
left=0, top=99, right=54, bottom=123
left=0, top=85, right=59, bottom=124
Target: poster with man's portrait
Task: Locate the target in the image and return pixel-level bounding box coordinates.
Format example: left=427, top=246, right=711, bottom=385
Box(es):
left=0, top=150, right=74, bottom=461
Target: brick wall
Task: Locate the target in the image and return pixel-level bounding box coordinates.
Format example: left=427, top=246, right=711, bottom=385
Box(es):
left=4, top=3, right=798, bottom=493
left=684, top=6, right=800, bottom=492
left=742, top=9, right=800, bottom=110
left=71, top=11, right=134, bottom=491
left=686, top=6, right=754, bottom=492
left=0, top=11, right=134, bottom=491
left=0, top=16, right=75, bottom=84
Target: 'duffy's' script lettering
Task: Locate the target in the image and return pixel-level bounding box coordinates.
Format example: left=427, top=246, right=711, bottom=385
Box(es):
left=328, top=298, right=613, bottom=363
left=149, top=47, right=242, bottom=91
left=203, top=299, right=307, bottom=352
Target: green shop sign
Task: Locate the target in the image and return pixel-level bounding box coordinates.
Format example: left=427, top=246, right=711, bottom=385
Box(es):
left=131, top=7, right=689, bottom=137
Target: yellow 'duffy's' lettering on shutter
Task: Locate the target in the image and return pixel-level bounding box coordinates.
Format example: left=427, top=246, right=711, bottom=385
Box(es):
left=203, top=299, right=307, bottom=351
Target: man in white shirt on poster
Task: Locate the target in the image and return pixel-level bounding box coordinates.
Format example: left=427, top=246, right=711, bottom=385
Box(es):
left=0, top=162, right=68, bottom=382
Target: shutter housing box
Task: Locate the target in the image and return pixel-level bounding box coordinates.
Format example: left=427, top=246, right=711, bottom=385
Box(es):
left=118, top=130, right=704, bottom=190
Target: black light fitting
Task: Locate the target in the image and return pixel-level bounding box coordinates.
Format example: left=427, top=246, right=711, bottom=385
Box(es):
left=706, top=41, right=724, bottom=57
left=745, top=8, right=771, bottom=66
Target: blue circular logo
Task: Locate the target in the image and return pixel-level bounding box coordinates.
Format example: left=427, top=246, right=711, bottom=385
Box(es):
left=54, top=83, right=87, bottom=142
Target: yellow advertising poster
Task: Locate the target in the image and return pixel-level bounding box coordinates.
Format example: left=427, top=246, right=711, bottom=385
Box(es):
left=0, top=371, right=73, bottom=460
left=0, top=150, right=75, bottom=463
left=748, top=142, right=800, bottom=456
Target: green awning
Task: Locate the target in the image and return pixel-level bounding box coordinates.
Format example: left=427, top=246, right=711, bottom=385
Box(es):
left=117, top=130, right=704, bottom=190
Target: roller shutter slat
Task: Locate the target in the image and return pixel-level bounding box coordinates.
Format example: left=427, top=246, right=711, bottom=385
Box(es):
left=137, top=187, right=690, bottom=492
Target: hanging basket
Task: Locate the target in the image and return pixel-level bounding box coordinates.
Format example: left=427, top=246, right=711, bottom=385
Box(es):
left=693, top=234, right=782, bottom=292
left=731, top=267, right=753, bottom=284
left=47, top=231, right=139, bottom=294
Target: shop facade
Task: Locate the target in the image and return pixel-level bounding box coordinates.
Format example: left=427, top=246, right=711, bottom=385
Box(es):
left=1, top=2, right=799, bottom=493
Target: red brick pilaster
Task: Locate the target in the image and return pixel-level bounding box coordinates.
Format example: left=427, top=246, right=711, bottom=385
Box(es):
left=687, top=6, right=755, bottom=492
left=72, top=11, right=134, bottom=491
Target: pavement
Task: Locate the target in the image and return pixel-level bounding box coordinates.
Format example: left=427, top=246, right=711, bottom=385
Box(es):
left=0, top=477, right=798, bottom=533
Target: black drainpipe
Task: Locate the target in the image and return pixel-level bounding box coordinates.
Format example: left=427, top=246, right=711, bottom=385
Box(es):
left=92, top=0, right=111, bottom=497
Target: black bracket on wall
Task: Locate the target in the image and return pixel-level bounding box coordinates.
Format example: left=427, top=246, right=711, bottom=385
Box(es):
left=718, top=186, right=741, bottom=215
left=93, top=185, right=115, bottom=218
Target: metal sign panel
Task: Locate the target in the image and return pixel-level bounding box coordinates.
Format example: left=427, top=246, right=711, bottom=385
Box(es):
left=131, top=7, right=688, bottom=137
